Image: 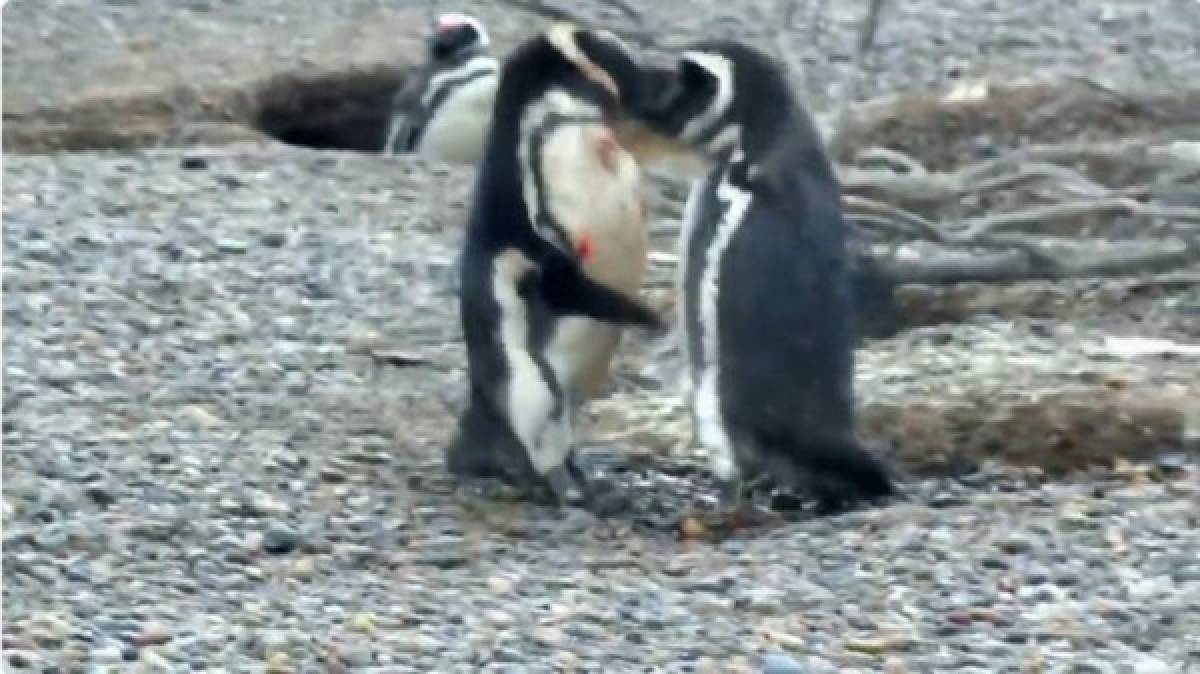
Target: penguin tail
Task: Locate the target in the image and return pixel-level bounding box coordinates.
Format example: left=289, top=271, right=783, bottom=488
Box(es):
left=755, top=429, right=898, bottom=513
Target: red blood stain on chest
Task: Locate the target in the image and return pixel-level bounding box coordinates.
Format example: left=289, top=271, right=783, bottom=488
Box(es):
left=575, top=233, right=595, bottom=262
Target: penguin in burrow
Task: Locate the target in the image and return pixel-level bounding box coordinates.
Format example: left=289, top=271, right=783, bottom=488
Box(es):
left=382, top=12, right=499, bottom=164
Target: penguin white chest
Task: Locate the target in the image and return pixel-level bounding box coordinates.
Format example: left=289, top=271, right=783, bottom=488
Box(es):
left=520, top=99, right=651, bottom=399
left=534, top=121, right=649, bottom=292
left=418, top=75, right=498, bottom=164
left=545, top=122, right=650, bottom=398
left=684, top=167, right=753, bottom=483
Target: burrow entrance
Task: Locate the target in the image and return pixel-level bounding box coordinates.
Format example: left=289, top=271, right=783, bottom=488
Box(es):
left=253, top=66, right=405, bottom=153
left=1, top=65, right=408, bottom=155
left=7, top=66, right=1199, bottom=163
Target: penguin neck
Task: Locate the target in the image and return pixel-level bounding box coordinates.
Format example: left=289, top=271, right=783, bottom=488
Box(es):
left=436, top=45, right=492, bottom=69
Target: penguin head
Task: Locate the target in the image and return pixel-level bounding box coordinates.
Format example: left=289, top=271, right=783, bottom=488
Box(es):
left=631, top=41, right=790, bottom=159
left=428, top=12, right=490, bottom=61
left=542, top=22, right=645, bottom=107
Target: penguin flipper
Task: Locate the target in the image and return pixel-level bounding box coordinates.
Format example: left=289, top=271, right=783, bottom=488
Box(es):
left=537, top=256, right=664, bottom=332
left=383, top=114, right=420, bottom=155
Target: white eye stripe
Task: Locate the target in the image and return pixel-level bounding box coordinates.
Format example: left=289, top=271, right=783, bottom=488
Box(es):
left=421, top=55, right=498, bottom=108
left=544, top=22, right=619, bottom=98
left=678, top=50, right=734, bottom=144
left=593, top=28, right=631, bottom=53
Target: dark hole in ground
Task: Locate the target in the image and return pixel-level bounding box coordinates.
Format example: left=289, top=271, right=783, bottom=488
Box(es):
left=254, top=65, right=406, bottom=153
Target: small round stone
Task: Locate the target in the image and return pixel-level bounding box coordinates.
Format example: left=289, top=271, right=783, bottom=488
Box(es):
left=262, top=522, right=301, bottom=555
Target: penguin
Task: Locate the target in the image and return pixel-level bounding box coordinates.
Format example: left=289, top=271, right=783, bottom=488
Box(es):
left=445, top=23, right=665, bottom=511
left=616, top=40, right=898, bottom=515
left=382, top=12, right=499, bottom=164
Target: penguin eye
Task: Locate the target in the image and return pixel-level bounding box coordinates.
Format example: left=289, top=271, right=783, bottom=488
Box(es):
left=679, top=60, right=717, bottom=95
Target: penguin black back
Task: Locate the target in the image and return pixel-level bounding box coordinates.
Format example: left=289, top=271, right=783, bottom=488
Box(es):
left=625, top=41, right=897, bottom=514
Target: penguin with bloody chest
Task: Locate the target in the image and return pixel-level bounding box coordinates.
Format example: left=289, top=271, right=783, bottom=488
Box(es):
left=617, top=41, right=898, bottom=515
left=445, top=24, right=665, bottom=511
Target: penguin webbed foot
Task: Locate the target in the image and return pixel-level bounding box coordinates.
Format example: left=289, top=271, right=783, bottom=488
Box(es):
left=811, top=486, right=857, bottom=516
left=453, top=475, right=541, bottom=503
left=544, top=458, right=632, bottom=517
left=776, top=462, right=896, bottom=517
left=544, top=463, right=588, bottom=508
left=580, top=476, right=632, bottom=518
left=713, top=476, right=743, bottom=514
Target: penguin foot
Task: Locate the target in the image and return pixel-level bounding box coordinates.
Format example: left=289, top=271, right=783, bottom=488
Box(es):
left=713, top=477, right=743, bottom=514
left=544, top=464, right=588, bottom=508
left=543, top=460, right=633, bottom=517
left=579, top=476, right=632, bottom=517
left=813, top=493, right=856, bottom=517
left=452, top=475, right=537, bottom=503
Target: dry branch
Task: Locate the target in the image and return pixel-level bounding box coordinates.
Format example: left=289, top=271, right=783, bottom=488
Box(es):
left=830, top=131, right=1200, bottom=284
left=870, top=238, right=1199, bottom=284
left=840, top=139, right=1200, bottom=207
left=957, top=198, right=1200, bottom=239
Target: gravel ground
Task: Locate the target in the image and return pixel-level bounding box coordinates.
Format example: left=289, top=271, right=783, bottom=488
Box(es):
left=5, top=148, right=1200, bottom=672
left=5, top=0, right=1200, bottom=671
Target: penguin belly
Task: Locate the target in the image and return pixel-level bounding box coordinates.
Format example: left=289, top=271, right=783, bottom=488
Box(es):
left=539, top=122, right=650, bottom=400
left=417, top=76, right=498, bottom=165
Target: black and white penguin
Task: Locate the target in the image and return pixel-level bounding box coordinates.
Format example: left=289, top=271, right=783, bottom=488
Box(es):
left=620, top=41, right=898, bottom=514
left=445, top=23, right=664, bottom=511
left=382, top=12, right=499, bottom=164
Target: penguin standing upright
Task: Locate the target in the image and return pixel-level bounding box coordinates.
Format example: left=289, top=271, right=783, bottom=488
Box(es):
left=382, top=12, right=499, bottom=164
left=445, top=24, right=665, bottom=511
left=616, top=41, right=898, bottom=514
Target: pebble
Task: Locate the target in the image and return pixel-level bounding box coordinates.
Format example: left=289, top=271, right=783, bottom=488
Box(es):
left=140, top=648, right=174, bottom=671
left=216, top=238, right=249, bottom=254
left=83, top=483, right=117, bottom=507
left=554, top=650, right=581, bottom=670
left=5, top=650, right=36, bottom=669
left=1170, top=564, right=1200, bottom=583
left=531, top=627, right=565, bottom=648
left=994, top=536, right=1033, bottom=555
left=134, top=622, right=173, bottom=647
left=33, top=524, right=70, bottom=551
left=260, top=232, right=287, bottom=248
left=736, top=588, right=785, bottom=615
left=485, top=610, right=515, bottom=628
left=90, top=645, right=124, bottom=663
left=29, top=616, right=68, bottom=648
left=760, top=653, right=806, bottom=673
left=351, top=613, right=375, bottom=634
left=396, top=631, right=443, bottom=654
left=262, top=522, right=301, bottom=555
left=341, top=645, right=374, bottom=667
left=412, top=538, right=469, bottom=569
left=179, top=156, right=208, bottom=170
left=487, top=576, right=514, bottom=594
left=265, top=651, right=292, bottom=673
left=290, top=556, right=315, bottom=579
